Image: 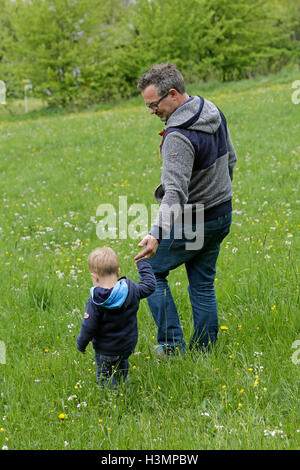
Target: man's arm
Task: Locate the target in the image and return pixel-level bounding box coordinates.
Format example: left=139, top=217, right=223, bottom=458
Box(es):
left=150, top=132, right=195, bottom=240
left=135, top=132, right=194, bottom=260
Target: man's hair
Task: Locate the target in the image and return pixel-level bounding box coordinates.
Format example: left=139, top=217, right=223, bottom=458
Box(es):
left=88, top=247, right=119, bottom=277
left=137, top=63, right=186, bottom=95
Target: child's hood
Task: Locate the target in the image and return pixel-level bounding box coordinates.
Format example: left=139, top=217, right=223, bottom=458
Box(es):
left=90, top=279, right=128, bottom=309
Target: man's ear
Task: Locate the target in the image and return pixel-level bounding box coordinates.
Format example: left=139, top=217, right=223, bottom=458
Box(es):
left=168, top=88, right=179, bottom=99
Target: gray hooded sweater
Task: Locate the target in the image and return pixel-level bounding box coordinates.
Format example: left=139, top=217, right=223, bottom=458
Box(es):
left=150, top=95, right=237, bottom=241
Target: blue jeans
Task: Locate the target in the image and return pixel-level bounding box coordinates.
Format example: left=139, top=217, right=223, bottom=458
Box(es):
left=147, top=212, right=232, bottom=352
left=94, top=351, right=132, bottom=388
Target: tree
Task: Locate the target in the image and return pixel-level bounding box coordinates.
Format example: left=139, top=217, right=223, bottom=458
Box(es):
left=0, top=0, right=297, bottom=106
left=0, top=0, right=22, bottom=97
left=126, top=0, right=297, bottom=83
left=5, top=0, right=127, bottom=105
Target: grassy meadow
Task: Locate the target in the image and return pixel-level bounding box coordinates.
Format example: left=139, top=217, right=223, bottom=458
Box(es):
left=0, top=68, right=299, bottom=450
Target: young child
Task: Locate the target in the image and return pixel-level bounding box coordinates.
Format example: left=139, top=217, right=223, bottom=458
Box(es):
left=76, top=247, right=156, bottom=388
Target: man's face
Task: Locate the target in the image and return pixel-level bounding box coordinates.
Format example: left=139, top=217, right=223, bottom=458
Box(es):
left=141, top=85, right=175, bottom=122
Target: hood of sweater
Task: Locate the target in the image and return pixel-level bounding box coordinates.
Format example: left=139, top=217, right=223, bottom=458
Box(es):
left=164, top=95, right=221, bottom=134
left=90, top=279, right=128, bottom=309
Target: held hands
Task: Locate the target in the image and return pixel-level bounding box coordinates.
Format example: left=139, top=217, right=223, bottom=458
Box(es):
left=134, top=234, right=159, bottom=261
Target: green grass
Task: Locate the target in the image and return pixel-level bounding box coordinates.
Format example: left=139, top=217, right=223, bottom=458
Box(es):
left=0, top=67, right=299, bottom=450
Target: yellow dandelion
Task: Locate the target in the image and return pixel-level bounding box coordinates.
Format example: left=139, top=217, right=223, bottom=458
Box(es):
left=58, top=413, right=67, bottom=420
left=240, top=388, right=244, bottom=394
left=254, top=380, right=259, bottom=387
left=237, top=403, right=243, bottom=409
left=220, top=325, right=228, bottom=332
left=98, top=419, right=103, bottom=424
left=222, top=385, right=226, bottom=389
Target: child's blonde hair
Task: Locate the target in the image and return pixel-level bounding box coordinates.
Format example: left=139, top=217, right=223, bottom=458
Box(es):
left=88, top=247, right=119, bottom=277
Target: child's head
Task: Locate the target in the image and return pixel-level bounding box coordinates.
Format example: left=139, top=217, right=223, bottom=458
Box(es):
left=88, top=247, right=120, bottom=284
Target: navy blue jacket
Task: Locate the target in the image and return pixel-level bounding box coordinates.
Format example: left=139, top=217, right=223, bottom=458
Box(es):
left=76, top=258, right=156, bottom=355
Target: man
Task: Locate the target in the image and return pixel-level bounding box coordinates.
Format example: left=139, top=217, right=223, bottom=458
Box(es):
left=135, top=63, right=237, bottom=355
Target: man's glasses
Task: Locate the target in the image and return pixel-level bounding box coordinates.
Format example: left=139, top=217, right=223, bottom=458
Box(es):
left=146, top=91, right=169, bottom=110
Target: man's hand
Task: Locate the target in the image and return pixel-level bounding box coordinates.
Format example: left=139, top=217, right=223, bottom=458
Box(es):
left=134, top=234, right=159, bottom=261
